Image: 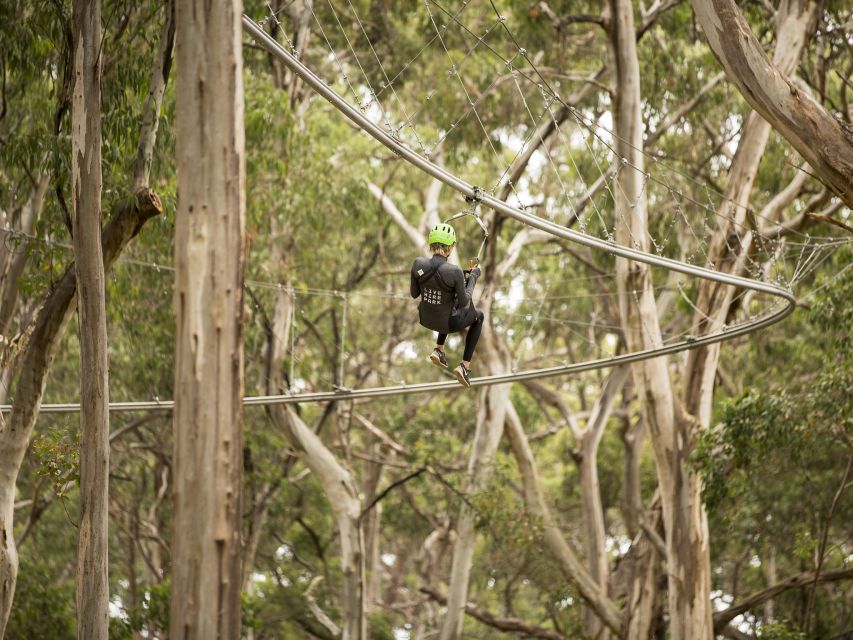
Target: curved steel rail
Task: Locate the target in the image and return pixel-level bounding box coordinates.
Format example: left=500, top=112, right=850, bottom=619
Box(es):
left=0, top=17, right=795, bottom=415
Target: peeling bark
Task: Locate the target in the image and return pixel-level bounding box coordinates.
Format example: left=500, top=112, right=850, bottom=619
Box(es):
left=685, top=0, right=820, bottom=428
left=169, top=0, right=246, bottom=635
left=689, top=0, right=853, bottom=207
left=610, top=0, right=713, bottom=633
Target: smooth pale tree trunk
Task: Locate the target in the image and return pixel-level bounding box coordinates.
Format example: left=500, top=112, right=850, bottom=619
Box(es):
left=361, top=444, right=385, bottom=609
left=439, top=329, right=511, bottom=640
left=609, top=0, right=713, bottom=635
left=169, top=0, right=246, bottom=636
left=71, top=0, right=110, bottom=637
left=265, top=275, right=367, bottom=639
left=576, top=366, right=628, bottom=639
left=0, top=175, right=49, bottom=339
left=271, top=404, right=367, bottom=639
left=0, top=3, right=169, bottom=629
left=623, top=503, right=664, bottom=639
left=523, top=370, right=627, bottom=636
left=684, top=0, right=819, bottom=427
left=133, top=0, right=174, bottom=192
left=503, top=401, right=624, bottom=634
left=688, top=0, right=852, bottom=207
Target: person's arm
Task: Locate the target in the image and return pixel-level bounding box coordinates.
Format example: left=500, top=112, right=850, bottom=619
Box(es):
left=451, top=267, right=471, bottom=308
left=464, top=266, right=480, bottom=298
left=410, top=263, right=421, bottom=298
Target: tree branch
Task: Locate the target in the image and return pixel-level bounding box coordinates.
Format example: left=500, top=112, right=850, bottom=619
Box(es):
left=421, top=586, right=565, bottom=640
left=689, top=0, right=853, bottom=207
left=646, top=72, right=724, bottom=147
left=713, top=566, right=853, bottom=629
left=637, top=0, right=683, bottom=36
left=350, top=411, right=406, bottom=454
left=304, top=576, right=341, bottom=638
left=132, top=0, right=175, bottom=191
left=359, top=467, right=426, bottom=524
left=807, top=211, right=853, bottom=234
left=367, top=181, right=423, bottom=251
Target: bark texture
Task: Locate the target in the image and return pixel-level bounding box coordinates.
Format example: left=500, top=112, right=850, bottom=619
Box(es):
left=71, top=0, right=109, bottom=637
left=0, top=176, right=49, bottom=339
left=439, top=354, right=511, bottom=640
left=684, top=0, right=819, bottom=427
left=503, top=402, right=623, bottom=633
left=133, top=0, right=175, bottom=191
left=265, top=281, right=367, bottom=640
left=169, top=0, right=246, bottom=636
left=576, top=367, right=628, bottom=639
left=0, top=190, right=162, bottom=636
left=610, top=0, right=712, bottom=634
left=689, top=0, right=853, bottom=207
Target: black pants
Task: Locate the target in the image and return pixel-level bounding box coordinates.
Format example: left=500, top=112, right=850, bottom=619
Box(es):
left=436, top=307, right=484, bottom=362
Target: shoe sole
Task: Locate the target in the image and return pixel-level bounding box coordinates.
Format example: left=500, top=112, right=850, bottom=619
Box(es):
left=454, top=368, right=471, bottom=388
left=429, top=352, right=448, bottom=368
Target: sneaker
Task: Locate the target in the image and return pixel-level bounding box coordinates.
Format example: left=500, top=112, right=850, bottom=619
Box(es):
left=453, top=363, right=472, bottom=388
left=429, top=348, right=448, bottom=368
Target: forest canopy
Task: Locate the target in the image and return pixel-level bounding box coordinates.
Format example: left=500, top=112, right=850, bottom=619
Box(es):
left=0, top=0, right=850, bottom=638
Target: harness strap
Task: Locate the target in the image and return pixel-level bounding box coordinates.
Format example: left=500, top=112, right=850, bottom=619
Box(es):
left=415, top=264, right=439, bottom=287
left=417, top=263, right=451, bottom=291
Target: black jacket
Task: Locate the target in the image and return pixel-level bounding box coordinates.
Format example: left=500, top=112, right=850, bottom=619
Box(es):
left=410, top=254, right=478, bottom=333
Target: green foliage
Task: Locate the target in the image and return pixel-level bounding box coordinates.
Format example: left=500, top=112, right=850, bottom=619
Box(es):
left=109, top=579, right=170, bottom=638
left=757, top=622, right=805, bottom=640
left=31, top=425, right=80, bottom=496
left=4, top=0, right=851, bottom=636
left=694, top=252, right=852, bottom=632
left=694, top=268, right=852, bottom=518
left=5, top=561, right=75, bottom=640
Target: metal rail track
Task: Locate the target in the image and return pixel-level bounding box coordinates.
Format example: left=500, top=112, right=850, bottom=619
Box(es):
left=0, top=17, right=795, bottom=415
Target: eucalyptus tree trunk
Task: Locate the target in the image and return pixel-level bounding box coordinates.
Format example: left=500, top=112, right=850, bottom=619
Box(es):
left=0, top=6, right=168, bottom=633
left=503, top=401, right=624, bottom=634
left=264, top=258, right=367, bottom=638
left=623, top=505, right=664, bottom=639
left=132, top=0, right=174, bottom=192
left=609, top=0, right=713, bottom=634
left=0, top=190, right=162, bottom=637
left=361, top=443, right=385, bottom=609
left=522, top=369, right=629, bottom=635
left=268, top=402, right=367, bottom=639
left=439, top=346, right=511, bottom=640
left=688, top=0, right=853, bottom=207
left=0, top=175, right=49, bottom=340
left=169, top=0, right=246, bottom=636
left=576, top=366, right=628, bottom=639
left=70, top=0, right=110, bottom=637
left=684, top=0, right=820, bottom=427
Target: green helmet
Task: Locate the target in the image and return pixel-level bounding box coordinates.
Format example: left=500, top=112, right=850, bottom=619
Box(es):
left=428, top=223, right=457, bottom=246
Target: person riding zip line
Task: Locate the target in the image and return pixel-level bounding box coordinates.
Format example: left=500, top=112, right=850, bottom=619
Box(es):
left=410, top=223, right=484, bottom=387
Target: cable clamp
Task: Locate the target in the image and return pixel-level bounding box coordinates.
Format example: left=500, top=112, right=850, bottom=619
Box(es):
left=465, top=186, right=484, bottom=204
